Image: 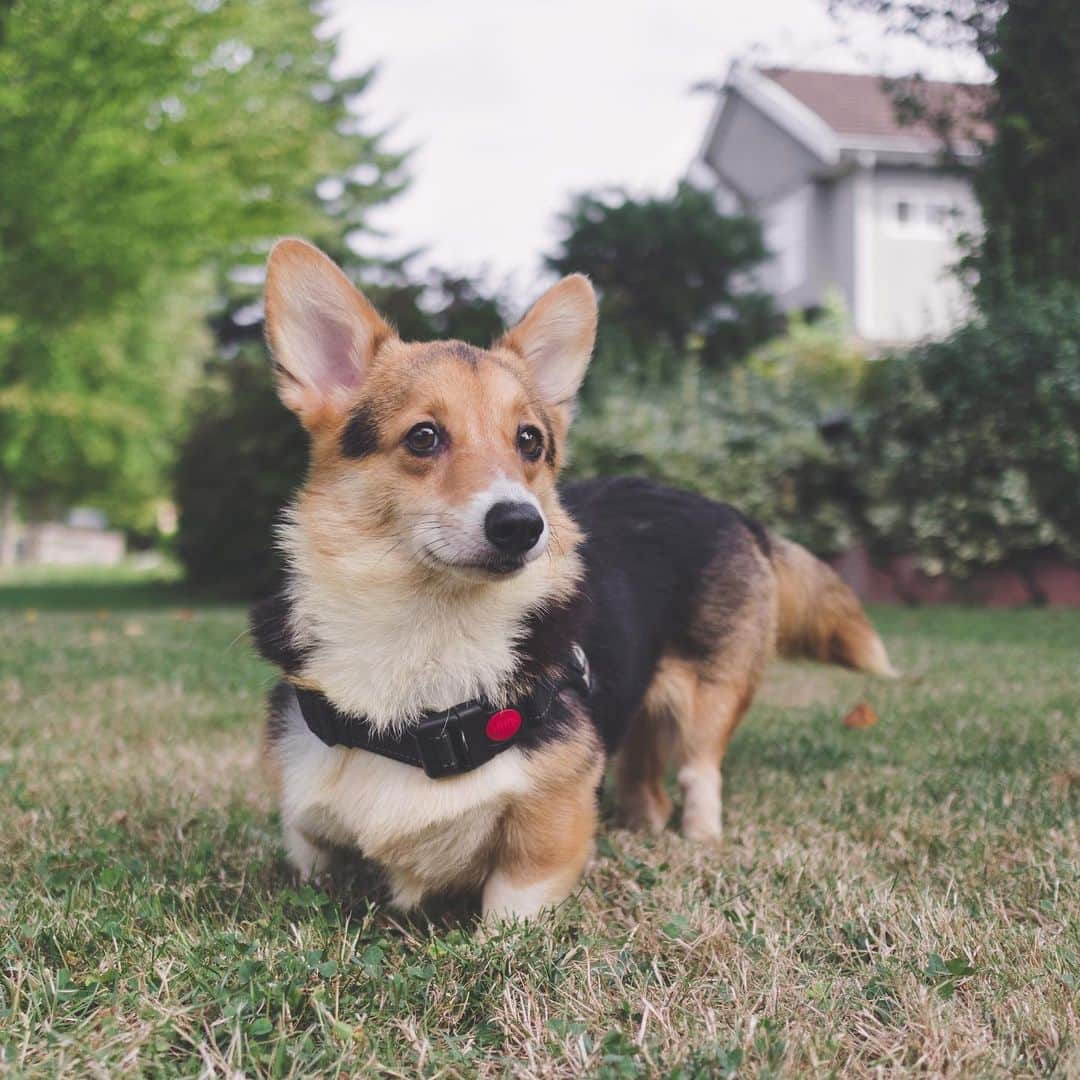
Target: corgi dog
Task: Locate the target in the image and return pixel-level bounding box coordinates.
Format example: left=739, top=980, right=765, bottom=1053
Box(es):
left=253, top=238, right=897, bottom=922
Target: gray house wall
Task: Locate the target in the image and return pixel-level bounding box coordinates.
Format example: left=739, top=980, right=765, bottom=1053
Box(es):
left=828, top=172, right=858, bottom=318
left=705, top=92, right=824, bottom=205
left=754, top=173, right=859, bottom=318
left=699, top=70, right=982, bottom=343
left=865, top=164, right=978, bottom=340
left=704, top=88, right=862, bottom=322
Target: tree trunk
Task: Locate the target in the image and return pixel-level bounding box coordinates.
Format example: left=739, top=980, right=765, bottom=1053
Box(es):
left=0, top=484, right=18, bottom=567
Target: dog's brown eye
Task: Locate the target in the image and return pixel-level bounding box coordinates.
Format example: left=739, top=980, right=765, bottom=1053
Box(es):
left=517, top=425, right=544, bottom=462
left=405, top=423, right=441, bottom=456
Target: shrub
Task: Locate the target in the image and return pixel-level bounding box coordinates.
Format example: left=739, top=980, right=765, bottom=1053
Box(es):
left=568, top=364, right=861, bottom=557
left=174, top=348, right=305, bottom=597
left=568, top=301, right=867, bottom=555
left=174, top=285, right=1080, bottom=597
left=858, top=283, right=1080, bottom=576
left=745, top=293, right=868, bottom=414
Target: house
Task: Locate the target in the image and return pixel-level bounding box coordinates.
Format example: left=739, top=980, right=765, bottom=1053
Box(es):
left=695, top=65, right=991, bottom=344
left=0, top=506, right=125, bottom=568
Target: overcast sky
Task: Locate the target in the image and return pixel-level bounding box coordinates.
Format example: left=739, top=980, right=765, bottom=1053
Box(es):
left=328, top=0, right=986, bottom=298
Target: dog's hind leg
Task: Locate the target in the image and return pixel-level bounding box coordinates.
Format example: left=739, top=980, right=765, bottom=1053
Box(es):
left=614, top=703, right=676, bottom=834
left=625, top=656, right=754, bottom=843
left=670, top=543, right=777, bottom=844
left=673, top=675, right=753, bottom=844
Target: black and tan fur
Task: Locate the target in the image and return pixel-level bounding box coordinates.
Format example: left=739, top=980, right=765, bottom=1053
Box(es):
left=254, top=239, right=897, bottom=921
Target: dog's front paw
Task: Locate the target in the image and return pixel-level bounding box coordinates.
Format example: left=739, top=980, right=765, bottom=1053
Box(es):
left=386, top=872, right=426, bottom=912
left=284, top=824, right=332, bottom=880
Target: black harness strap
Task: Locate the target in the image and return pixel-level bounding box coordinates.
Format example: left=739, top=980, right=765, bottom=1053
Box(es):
left=294, top=645, right=592, bottom=779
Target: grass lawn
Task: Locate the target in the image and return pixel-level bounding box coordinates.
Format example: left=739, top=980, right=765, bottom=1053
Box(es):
left=2, top=567, right=1077, bottom=1077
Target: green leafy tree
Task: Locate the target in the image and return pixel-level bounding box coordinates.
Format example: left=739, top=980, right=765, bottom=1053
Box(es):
left=0, top=0, right=404, bottom=535
left=974, top=0, right=1080, bottom=294
left=209, top=63, right=407, bottom=356
left=181, top=95, right=503, bottom=597
left=0, top=274, right=211, bottom=528
left=546, top=183, right=780, bottom=377
left=827, top=1, right=1004, bottom=53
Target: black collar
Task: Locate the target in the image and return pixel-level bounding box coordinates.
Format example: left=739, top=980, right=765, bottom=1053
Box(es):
left=294, top=645, right=591, bottom=779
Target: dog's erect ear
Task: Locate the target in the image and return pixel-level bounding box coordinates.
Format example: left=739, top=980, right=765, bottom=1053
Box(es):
left=499, top=274, right=597, bottom=421
left=264, top=238, right=393, bottom=425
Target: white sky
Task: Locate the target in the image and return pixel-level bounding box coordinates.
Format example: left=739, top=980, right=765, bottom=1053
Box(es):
left=328, top=0, right=987, bottom=298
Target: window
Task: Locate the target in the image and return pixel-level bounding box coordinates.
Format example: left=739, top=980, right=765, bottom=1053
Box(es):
left=885, top=197, right=968, bottom=233
left=925, top=203, right=954, bottom=227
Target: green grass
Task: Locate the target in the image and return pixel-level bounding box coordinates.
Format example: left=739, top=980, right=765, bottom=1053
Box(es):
left=2, top=568, right=1078, bottom=1077
left=0, top=558, right=188, bottom=612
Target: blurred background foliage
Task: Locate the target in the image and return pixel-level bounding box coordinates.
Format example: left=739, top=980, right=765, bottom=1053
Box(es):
left=568, top=299, right=867, bottom=561
left=547, top=184, right=782, bottom=381
left=0, top=0, right=405, bottom=531
left=856, top=281, right=1080, bottom=575
left=1, top=0, right=1078, bottom=595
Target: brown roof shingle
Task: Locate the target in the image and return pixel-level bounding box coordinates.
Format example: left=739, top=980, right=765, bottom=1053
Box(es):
left=761, top=67, right=992, bottom=147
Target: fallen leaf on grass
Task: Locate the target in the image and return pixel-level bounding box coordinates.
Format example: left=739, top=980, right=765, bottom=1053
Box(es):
left=843, top=702, right=878, bottom=729
left=1049, top=769, right=1079, bottom=796
left=123, top=621, right=145, bottom=638
left=173, top=608, right=195, bottom=622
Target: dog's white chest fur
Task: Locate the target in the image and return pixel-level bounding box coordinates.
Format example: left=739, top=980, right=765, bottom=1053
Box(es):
left=282, top=519, right=573, bottom=730
left=274, top=692, right=530, bottom=897
left=271, top=517, right=581, bottom=900
left=295, top=581, right=531, bottom=727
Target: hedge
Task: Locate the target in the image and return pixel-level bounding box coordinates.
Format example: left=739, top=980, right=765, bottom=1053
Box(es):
left=173, top=288, right=1080, bottom=595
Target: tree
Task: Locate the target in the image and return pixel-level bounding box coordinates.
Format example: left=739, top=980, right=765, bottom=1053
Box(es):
left=546, top=183, right=780, bottom=378
left=174, top=349, right=307, bottom=597
left=827, top=1, right=1004, bottom=54
left=973, top=0, right=1080, bottom=294
left=0, top=0, right=405, bottom=534
left=180, top=103, right=505, bottom=597
left=367, top=267, right=509, bottom=345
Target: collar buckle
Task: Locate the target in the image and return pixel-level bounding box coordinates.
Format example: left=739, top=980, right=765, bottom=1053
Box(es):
left=412, top=702, right=487, bottom=778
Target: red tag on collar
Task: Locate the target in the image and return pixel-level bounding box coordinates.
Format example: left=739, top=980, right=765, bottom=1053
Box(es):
left=485, top=708, right=522, bottom=742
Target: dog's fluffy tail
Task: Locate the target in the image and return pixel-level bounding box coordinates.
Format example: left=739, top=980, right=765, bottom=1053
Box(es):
left=770, top=535, right=899, bottom=678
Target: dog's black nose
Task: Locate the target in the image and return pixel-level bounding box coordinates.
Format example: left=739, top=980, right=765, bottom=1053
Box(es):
left=484, top=501, right=544, bottom=556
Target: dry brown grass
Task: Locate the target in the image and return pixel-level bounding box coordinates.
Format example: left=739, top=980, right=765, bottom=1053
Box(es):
left=1, top=594, right=1077, bottom=1077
